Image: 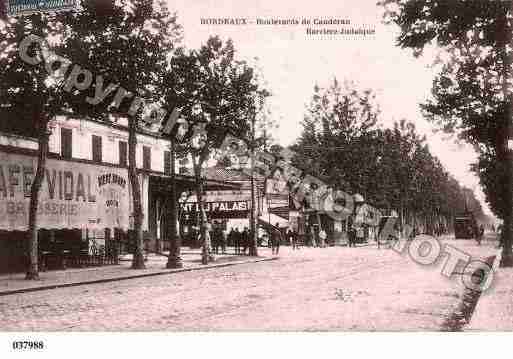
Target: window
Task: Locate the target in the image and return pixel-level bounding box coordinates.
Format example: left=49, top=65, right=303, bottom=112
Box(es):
left=143, top=146, right=151, bottom=170
left=164, top=151, right=171, bottom=175
left=92, top=135, right=102, bottom=163
left=61, top=128, right=72, bottom=159
left=119, top=141, right=127, bottom=167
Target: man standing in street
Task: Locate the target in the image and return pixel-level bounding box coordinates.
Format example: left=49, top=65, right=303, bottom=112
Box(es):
left=310, top=226, right=317, bottom=248
left=348, top=225, right=356, bottom=248
left=319, top=227, right=327, bottom=248
left=220, top=227, right=227, bottom=254
left=271, top=223, right=282, bottom=255
left=241, top=227, right=250, bottom=255
left=477, top=224, right=484, bottom=246
left=288, top=228, right=298, bottom=250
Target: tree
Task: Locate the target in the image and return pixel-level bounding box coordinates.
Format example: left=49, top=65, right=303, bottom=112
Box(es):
left=381, top=0, right=513, bottom=266
left=57, top=0, right=181, bottom=269
left=162, top=37, right=266, bottom=263
left=292, top=79, right=380, bottom=195
left=0, top=14, right=65, bottom=279
left=292, top=79, right=481, bottom=235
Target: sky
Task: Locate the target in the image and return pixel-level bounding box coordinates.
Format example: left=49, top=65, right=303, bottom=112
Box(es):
left=168, top=0, right=492, bottom=216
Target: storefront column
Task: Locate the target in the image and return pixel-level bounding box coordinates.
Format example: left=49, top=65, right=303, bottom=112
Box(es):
left=148, top=188, right=158, bottom=253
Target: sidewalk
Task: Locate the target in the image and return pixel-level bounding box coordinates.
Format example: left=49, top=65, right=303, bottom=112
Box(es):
left=467, top=250, right=513, bottom=331
left=0, top=248, right=276, bottom=296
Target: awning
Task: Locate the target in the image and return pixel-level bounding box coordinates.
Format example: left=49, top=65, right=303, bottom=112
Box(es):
left=258, top=213, right=289, bottom=230
left=149, top=173, right=242, bottom=194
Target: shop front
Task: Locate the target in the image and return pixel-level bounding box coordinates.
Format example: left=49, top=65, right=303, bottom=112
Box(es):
left=146, top=175, right=243, bottom=252
left=179, top=190, right=252, bottom=248
left=0, top=148, right=130, bottom=273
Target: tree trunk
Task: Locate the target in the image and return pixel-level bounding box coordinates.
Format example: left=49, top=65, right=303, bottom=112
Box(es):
left=248, top=139, right=258, bottom=256
left=499, top=38, right=513, bottom=267
left=129, top=119, right=146, bottom=269
left=193, top=158, right=213, bottom=265
left=499, top=150, right=513, bottom=267
left=25, top=130, right=50, bottom=280
left=166, top=141, right=183, bottom=268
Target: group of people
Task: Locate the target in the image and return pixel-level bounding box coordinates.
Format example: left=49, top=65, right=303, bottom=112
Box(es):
left=286, top=228, right=300, bottom=250
left=300, top=226, right=329, bottom=248
left=210, top=226, right=253, bottom=255
left=192, top=222, right=334, bottom=256
left=270, top=226, right=328, bottom=251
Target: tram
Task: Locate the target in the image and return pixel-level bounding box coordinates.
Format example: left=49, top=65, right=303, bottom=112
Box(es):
left=454, top=212, right=478, bottom=239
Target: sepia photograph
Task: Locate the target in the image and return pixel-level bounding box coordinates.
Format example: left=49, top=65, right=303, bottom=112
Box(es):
left=0, top=0, right=512, bottom=356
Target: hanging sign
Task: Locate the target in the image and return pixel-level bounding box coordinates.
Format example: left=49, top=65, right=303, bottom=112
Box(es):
left=182, top=200, right=250, bottom=219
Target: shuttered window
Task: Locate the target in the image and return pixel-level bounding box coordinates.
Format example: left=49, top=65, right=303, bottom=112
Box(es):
left=119, top=141, right=127, bottom=167
left=143, top=146, right=151, bottom=170
left=164, top=151, right=171, bottom=175
left=61, top=128, right=72, bottom=159
left=92, top=135, right=102, bottom=163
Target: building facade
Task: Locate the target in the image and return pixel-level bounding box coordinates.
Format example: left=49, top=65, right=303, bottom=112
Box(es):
left=0, top=115, right=237, bottom=273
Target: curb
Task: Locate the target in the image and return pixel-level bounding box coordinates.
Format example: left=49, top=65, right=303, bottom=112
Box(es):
left=0, top=257, right=279, bottom=297
left=442, top=248, right=502, bottom=331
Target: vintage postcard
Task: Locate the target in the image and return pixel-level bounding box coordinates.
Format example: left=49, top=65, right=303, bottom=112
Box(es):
left=0, top=0, right=511, bottom=356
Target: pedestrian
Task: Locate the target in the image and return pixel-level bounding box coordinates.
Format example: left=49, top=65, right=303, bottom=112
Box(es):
left=233, top=227, right=241, bottom=254
left=294, top=229, right=300, bottom=249
left=498, top=224, right=504, bottom=248
left=241, top=227, right=250, bottom=255
left=271, top=223, right=282, bottom=255
left=319, top=227, right=327, bottom=248
left=348, top=226, right=355, bottom=247
left=356, top=226, right=364, bottom=244
left=287, top=228, right=296, bottom=250
left=310, top=226, right=317, bottom=248
left=221, top=227, right=227, bottom=254
left=477, top=224, right=484, bottom=246
left=212, top=226, right=220, bottom=254
left=227, top=227, right=235, bottom=248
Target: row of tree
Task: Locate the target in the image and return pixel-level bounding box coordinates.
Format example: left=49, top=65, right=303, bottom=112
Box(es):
left=379, top=0, right=512, bottom=266
left=0, top=0, right=267, bottom=278
left=291, top=79, right=484, bottom=234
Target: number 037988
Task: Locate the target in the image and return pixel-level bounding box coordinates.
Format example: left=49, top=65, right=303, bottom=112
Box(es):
left=12, top=341, right=45, bottom=350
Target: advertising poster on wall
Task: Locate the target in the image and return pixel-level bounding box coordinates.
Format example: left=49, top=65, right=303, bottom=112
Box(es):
left=0, top=151, right=129, bottom=231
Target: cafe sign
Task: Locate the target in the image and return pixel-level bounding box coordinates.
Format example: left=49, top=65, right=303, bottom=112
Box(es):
left=0, top=151, right=129, bottom=231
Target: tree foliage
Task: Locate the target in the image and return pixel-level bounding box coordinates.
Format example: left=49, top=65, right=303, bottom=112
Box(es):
left=380, top=0, right=512, bottom=263
left=0, top=13, right=69, bottom=279
left=56, top=0, right=181, bottom=269
left=0, top=14, right=63, bottom=135
left=293, top=79, right=483, bottom=232
left=161, top=36, right=268, bottom=262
